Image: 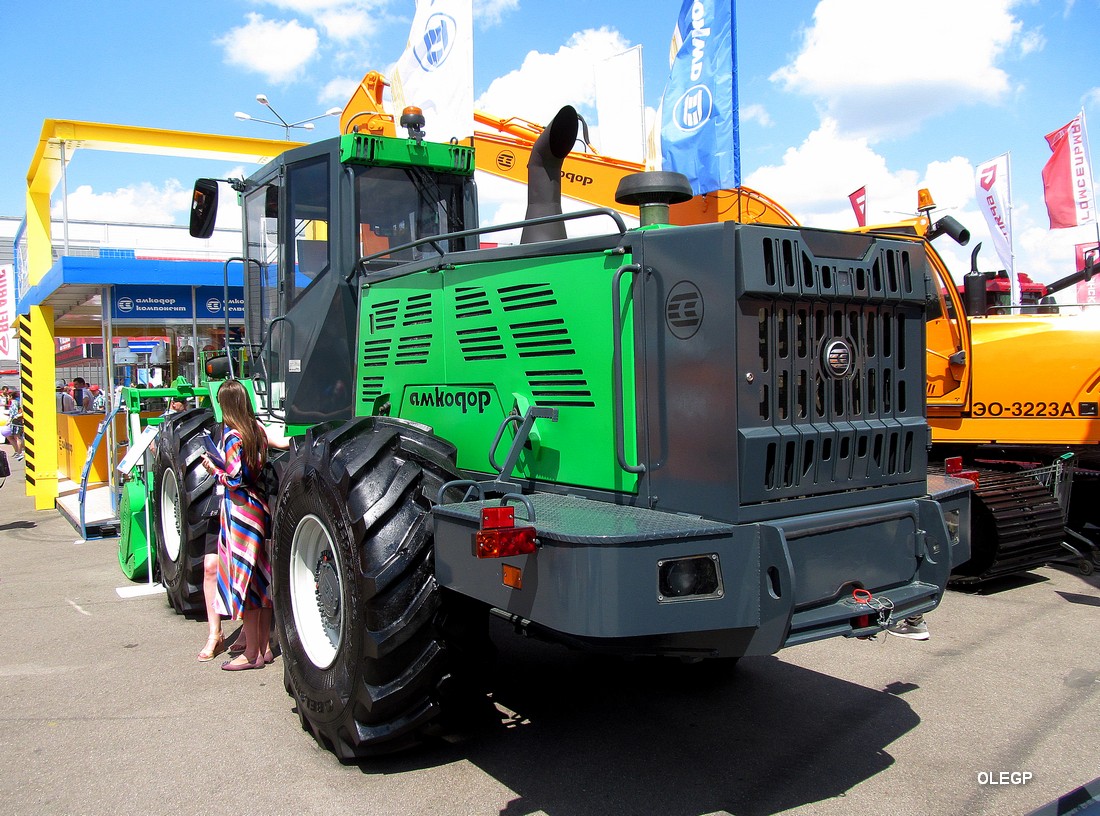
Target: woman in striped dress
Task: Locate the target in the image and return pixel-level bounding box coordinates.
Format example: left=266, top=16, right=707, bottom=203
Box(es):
left=200, top=379, right=273, bottom=671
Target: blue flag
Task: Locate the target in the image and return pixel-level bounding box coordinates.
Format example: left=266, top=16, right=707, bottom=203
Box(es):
left=659, top=1, right=739, bottom=194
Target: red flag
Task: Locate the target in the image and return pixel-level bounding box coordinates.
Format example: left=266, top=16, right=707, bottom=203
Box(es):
left=848, top=186, right=866, bottom=227
left=1042, top=113, right=1095, bottom=229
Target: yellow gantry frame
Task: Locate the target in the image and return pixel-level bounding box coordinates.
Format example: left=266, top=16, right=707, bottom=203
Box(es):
left=22, top=119, right=298, bottom=509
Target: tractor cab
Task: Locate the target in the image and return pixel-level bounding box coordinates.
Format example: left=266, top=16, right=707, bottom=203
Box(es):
left=189, top=125, right=478, bottom=429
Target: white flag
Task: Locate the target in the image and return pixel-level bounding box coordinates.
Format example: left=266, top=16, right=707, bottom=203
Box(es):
left=390, top=0, right=473, bottom=143
left=975, top=153, right=1019, bottom=306
left=594, top=46, right=645, bottom=164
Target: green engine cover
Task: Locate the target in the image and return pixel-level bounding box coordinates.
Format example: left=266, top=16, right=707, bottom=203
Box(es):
left=357, top=249, right=639, bottom=493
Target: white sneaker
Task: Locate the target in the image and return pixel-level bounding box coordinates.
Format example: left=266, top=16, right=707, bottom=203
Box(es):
left=887, top=618, right=930, bottom=640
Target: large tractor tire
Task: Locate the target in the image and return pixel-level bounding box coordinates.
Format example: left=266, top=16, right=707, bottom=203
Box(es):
left=272, top=416, right=483, bottom=759
left=151, top=408, right=221, bottom=616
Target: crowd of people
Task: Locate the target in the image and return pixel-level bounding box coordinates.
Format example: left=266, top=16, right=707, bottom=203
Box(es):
left=55, top=377, right=106, bottom=413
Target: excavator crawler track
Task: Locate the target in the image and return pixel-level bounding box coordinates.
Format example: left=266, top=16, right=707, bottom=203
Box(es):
left=949, top=468, right=1067, bottom=584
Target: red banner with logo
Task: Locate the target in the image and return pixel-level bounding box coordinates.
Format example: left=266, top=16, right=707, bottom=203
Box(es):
left=975, top=154, right=1014, bottom=269
left=848, top=187, right=867, bottom=227
left=0, top=265, right=14, bottom=361
left=1042, top=113, right=1096, bottom=229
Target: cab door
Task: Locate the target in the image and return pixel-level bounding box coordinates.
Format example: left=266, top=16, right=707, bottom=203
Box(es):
left=924, top=246, right=971, bottom=411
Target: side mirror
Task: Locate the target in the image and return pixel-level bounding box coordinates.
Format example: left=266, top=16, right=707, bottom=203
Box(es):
left=189, top=178, right=220, bottom=239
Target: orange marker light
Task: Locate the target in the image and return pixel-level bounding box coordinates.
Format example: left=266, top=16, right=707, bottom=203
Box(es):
left=502, top=563, right=523, bottom=589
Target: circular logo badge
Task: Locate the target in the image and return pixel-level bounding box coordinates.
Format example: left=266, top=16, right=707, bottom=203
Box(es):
left=495, top=150, right=516, bottom=172
left=672, top=84, right=713, bottom=133
left=823, top=338, right=855, bottom=378
left=413, top=13, right=457, bottom=71
left=665, top=281, right=703, bottom=340
left=117, top=297, right=134, bottom=313
left=206, top=298, right=222, bottom=313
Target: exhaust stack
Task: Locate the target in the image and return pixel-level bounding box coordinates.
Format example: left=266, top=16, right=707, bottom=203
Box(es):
left=521, top=106, right=579, bottom=244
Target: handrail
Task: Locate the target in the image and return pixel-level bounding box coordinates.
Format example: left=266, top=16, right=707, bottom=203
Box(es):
left=611, top=263, right=645, bottom=474
left=356, top=207, right=628, bottom=275
left=78, top=399, right=126, bottom=541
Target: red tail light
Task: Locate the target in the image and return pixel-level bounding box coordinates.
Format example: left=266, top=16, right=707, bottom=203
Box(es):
left=475, top=506, right=537, bottom=558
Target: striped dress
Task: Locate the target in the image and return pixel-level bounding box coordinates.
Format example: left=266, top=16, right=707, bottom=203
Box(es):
left=213, top=428, right=272, bottom=619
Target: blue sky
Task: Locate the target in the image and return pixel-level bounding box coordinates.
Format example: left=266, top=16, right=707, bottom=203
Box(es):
left=2, top=0, right=1098, bottom=282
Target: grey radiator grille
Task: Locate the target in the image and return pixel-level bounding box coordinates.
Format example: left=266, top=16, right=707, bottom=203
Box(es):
left=736, top=228, right=927, bottom=505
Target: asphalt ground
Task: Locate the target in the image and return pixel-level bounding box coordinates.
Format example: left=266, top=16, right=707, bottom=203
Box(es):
left=1, top=452, right=1098, bottom=816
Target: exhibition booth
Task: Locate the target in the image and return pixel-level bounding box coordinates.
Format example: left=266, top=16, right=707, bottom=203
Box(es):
left=16, top=120, right=293, bottom=512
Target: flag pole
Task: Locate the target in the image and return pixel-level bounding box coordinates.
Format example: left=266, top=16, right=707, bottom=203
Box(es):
left=1085, top=108, right=1100, bottom=256
left=1006, top=151, right=1020, bottom=308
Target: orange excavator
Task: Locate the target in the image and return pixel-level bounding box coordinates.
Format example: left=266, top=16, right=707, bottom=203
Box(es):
left=338, top=70, right=798, bottom=229
left=861, top=194, right=1100, bottom=580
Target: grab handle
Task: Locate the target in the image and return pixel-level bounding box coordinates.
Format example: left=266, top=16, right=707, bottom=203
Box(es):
left=611, top=264, right=645, bottom=474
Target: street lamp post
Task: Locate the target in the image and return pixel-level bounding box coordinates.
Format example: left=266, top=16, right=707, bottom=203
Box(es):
left=234, top=94, right=342, bottom=140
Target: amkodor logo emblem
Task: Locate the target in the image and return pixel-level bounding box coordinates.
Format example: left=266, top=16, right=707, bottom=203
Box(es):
left=673, top=84, right=713, bottom=132
left=665, top=281, right=704, bottom=340
left=117, top=297, right=134, bottom=313
left=206, top=298, right=221, bottom=313
left=823, top=338, right=855, bottom=378
left=414, top=13, right=457, bottom=72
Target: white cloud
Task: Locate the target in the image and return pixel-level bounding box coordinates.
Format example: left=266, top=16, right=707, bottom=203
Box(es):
left=54, top=181, right=191, bottom=224
left=319, top=75, right=361, bottom=105
left=216, top=13, right=320, bottom=84
left=745, top=118, right=917, bottom=226
left=475, top=28, right=633, bottom=123
left=743, top=120, right=1090, bottom=285
left=771, top=0, right=1025, bottom=138
left=315, top=8, right=377, bottom=42
left=474, top=0, right=519, bottom=26
left=740, top=104, right=773, bottom=128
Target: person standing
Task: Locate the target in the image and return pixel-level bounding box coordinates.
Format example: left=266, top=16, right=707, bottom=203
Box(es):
left=56, top=380, right=76, bottom=413
left=8, top=391, right=24, bottom=461
left=200, top=380, right=274, bottom=671
left=71, top=377, right=92, bottom=412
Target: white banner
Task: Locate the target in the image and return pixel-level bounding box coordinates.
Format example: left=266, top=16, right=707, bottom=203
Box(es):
left=594, top=46, right=645, bottom=164
left=390, top=0, right=473, bottom=143
left=975, top=153, right=1018, bottom=306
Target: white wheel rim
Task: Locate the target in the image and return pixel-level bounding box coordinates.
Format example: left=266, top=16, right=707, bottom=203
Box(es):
left=160, top=468, right=183, bottom=562
left=290, top=513, right=343, bottom=669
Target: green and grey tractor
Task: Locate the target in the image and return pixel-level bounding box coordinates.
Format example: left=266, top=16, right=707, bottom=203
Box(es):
left=122, top=105, right=969, bottom=758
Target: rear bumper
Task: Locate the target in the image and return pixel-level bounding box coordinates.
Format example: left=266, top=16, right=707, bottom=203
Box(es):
left=433, top=494, right=953, bottom=658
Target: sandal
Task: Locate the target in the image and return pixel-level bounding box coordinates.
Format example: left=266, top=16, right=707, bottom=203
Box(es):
left=197, top=635, right=224, bottom=662
left=221, top=654, right=265, bottom=671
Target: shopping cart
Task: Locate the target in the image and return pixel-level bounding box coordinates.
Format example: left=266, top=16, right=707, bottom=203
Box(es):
left=1022, top=453, right=1100, bottom=576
